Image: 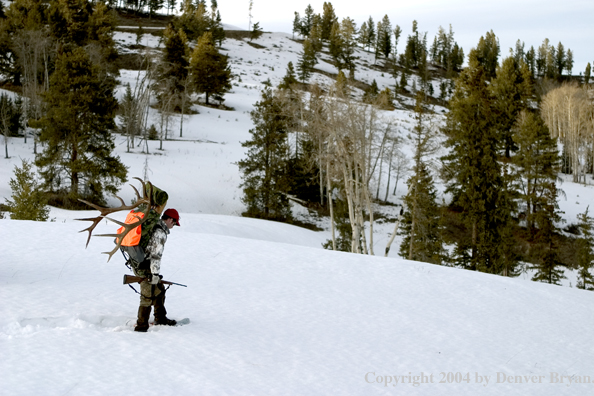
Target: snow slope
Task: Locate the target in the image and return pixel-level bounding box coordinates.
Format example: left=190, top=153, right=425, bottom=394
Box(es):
left=2, top=217, right=594, bottom=395
left=2, top=26, right=594, bottom=396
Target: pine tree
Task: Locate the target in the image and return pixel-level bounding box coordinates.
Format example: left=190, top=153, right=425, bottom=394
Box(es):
left=320, top=1, right=337, bottom=41
left=398, top=162, right=442, bottom=264
left=328, top=20, right=343, bottom=69
left=576, top=207, right=594, bottom=290
left=292, top=12, right=302, bottom=39
left=398, top=92, right=442, bottom=264
left=155, top=24, right=190, bottom=110
left=490, top=56, right=533, bottom=157
left=249, top=21, right=263, bottom=42
left=297, top=38, right=317, bottom=83
left=176, top=0, right=210, bottom=41
left=565, top=49, right=573, bottom=76
left=357, top=21, right=369, bottom=50
left=309, top=16, right=323, bottom=54
left=512, top=110, right=560, bottom=236
left=366, top=16, right=376, bottom=52
left=554, top=42, right=566, bottom=77
left=278, top=61, right=298, bottom=90
left=35, top=47, right=126, bottom=206
left=300, top=4, right=314, bottom=37
left=585, top=62, right=591, bottom=85
left=189, top=32, right=232, bottom=105
left=339, top=17, right=357, bottom=77
left=441, top=58, right=504, bottom=272
left=4, top=159, right=49, bottom=221
left=468, top=30, right=500, bottom=80
left=238, top=88, right=292, bottom=221
left=530, top=182, right=565, bottom=285
left=378, top=15, right=392, bottom=60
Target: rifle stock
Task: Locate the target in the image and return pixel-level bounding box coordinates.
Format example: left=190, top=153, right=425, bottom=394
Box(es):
left=123, top=274, right=187, bottom=287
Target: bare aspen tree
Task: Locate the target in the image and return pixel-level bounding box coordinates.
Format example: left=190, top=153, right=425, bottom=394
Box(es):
left=387, top=147, right=409, bottom=200
left=541, top=83, right=593, bottom=183
left=1, top=98, right=10, bottom=159
left=13, top=29, right=53, bottom=149
left=320, top=86, right=395, bottom=254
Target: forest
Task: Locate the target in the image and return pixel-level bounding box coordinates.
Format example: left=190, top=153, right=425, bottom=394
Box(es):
left=1, top=0, right=593, bottom=288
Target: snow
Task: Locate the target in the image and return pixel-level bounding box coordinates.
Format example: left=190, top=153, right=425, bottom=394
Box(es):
left=2, top=28, right=594, bottom=395
left=2, top=217, right=594, bottom=395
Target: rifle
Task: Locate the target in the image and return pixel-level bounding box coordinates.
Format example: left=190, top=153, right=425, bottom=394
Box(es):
left=123, top=274, right=187, bottom=287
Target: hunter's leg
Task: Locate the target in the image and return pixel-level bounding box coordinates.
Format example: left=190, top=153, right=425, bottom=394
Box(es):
left=154, top=284, right=176, bottom=326
left=134, top=281, right=154, bottom=332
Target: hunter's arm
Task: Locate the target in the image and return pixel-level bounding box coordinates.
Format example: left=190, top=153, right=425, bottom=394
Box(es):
left=147, top=227, right=168, bottom=274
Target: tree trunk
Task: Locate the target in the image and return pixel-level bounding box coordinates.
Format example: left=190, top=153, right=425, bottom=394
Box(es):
left=327, top=161, right=336, bottom=250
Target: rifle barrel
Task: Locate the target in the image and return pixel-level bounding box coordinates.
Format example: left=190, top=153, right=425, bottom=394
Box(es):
left=123, top=274, right=186, bottom=287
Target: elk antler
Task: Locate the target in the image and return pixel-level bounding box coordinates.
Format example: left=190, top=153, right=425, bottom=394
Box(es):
left=77, top=177, right=154, bottom=261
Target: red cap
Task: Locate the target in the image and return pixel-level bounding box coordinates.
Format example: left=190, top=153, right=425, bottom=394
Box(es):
left=163, top=208, right=181, bottom=226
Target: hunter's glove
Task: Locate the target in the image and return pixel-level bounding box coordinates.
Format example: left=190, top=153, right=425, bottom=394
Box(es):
left=150, top=274, right=161, bottom=285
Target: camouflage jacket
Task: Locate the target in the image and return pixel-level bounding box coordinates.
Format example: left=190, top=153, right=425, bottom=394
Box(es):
left=146, top=219, right=170, bottom=275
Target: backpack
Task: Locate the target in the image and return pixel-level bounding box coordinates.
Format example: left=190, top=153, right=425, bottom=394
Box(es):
left=117, top=209, right=162, bottom=267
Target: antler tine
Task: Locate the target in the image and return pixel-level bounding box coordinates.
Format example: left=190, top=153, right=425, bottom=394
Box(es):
left=78, top=217, right=104, bottom=248
left=76, top=178, right=152, bottom=253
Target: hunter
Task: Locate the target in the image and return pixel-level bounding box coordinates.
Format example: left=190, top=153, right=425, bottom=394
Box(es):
left=128, top=197, right=181, bottom=332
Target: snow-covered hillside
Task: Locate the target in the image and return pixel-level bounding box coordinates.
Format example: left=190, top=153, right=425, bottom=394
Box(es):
left=2, top=216, right=594, bottom=395
left=2, top=27, right=594, bottom=395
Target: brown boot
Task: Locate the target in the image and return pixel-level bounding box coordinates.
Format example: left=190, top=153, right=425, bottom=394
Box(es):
left=154, top=291, right=176, bottom=326
left=134, top=306, right=152, bottom=332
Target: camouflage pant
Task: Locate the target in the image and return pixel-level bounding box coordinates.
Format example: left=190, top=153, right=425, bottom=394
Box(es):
left=139, top=280, right=167, bottom=309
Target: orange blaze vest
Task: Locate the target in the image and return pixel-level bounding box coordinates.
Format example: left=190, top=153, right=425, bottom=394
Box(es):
left=117, top=211, right=145, bottom=247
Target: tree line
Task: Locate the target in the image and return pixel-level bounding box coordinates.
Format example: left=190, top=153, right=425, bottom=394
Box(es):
left=0, top=0, right=232, bottom=212
left=239, top=16, right=594, bottom=288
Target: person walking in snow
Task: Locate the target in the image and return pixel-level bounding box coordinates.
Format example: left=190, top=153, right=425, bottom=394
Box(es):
left=133, top=208, right=181, bottom=332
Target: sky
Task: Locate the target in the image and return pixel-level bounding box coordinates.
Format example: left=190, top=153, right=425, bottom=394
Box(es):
left=218, top=0, right=593, bottom=74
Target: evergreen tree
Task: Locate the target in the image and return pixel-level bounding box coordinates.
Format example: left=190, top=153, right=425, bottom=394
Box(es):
left=238, top=88, right=292, bottom=221
left=525, top=46, right=536, bottom=78
left=154, top=24, right=190, bottom=111
left=366, top=16, right=376, bottom=52
left=320, top=1, right=337, bottom=41
left=554, top=41, right=566, bottom=77
left=339, top=17, right=357, bottom=77
left=468, top=30, right=500, bottom=80
left=512, top=111, right=560, bottom=236
left=249, top=21, right=263, bottom=42
left=35, top=47, right=126, bottom=206
left=300, top=4, right=314, bottom=37
left=378, top=15, right=392, bottom=60
left=576, top=207, right=594, bottom=290
left=398, top=162, right=442, bottom=264
left=292, top=12, right=302, bottom=39
left=189, top=32, right=232, bottom=105
left=0, top=93, right=23, bottom=138
left=565, top=49, right=573, bottom=76
left=175, top=0, right=210, bottom=41
left=309, top=16, right=323, bottom=53
left=357, top=21, right=369, bottom=50
left=328, top=20, right=343, bottom=69
left=490, top=56, right=533, bottom=157
left=4, top=159, right=49, bottom=221
left=278, top=61, right=298, bottom=90
left=441, top=58, right=504, bottom=272
left=530, top=182, right=565, bottom=285
left=398, top=91, right=443, bottom=264
left=585, top=62, right=591, bottom=85
left=209, top=5, right=225, bottom=47
left=297, top=38, right=317, bottom=83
